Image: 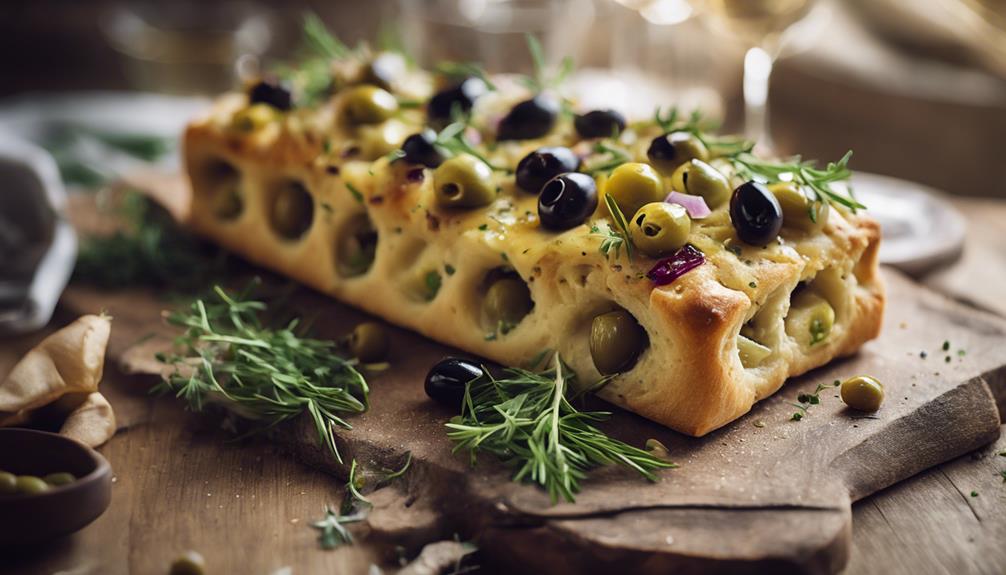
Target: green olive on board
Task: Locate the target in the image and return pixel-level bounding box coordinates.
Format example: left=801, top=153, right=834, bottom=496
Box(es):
left=348, top=322, right=390, bottom=363
left=604, top=162, right=665, bottom=220
left=483, top=277, right=533, bottom=331
left=169, top=551, right=207, bottom=575
left=629, top=202, right=691, bottom=258
left=590, top=310, right=648, bottom=375
left=670, top=159, right=732, bottom=209
left=647, top=131, right=708, bottom=173
left=342, top=85, right=398, bottom=125
left=433, top=154, right=496, bottom=209
left=840, top=375, right=884, bottom=412
left=231, top=103, right=278, bottom=132
left=768, top=182, right=830, bottom=232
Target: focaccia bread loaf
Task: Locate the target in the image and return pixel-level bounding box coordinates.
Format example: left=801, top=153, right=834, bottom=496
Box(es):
left=183, top=60, right=883, bottom=437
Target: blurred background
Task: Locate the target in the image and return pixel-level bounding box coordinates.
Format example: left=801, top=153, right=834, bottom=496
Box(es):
left=3, top=0, right=1005, bottom=199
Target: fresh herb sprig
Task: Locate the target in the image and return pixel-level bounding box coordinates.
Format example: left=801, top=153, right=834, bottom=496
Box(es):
left=445, top=355, right=675, bottom=503
left=435, top=61, right=498, bottom=91
left=312, top=505, right=365, bottom=549
left=582, top=141, right=633, bottom=175
left=730, top=150, right=864, bottom=214
left=155, top=284, right=369, bottom=463
left=274, top=14, right=355, bottom=107
left=388, top=120, right=508, bottom=172
left=74, top=191, right=233, bottom=291
left=590, top=194, right=635, bottom=262
left=518, top=34, right=575, bottom=94
left=789, top=380, right=841, bottom=421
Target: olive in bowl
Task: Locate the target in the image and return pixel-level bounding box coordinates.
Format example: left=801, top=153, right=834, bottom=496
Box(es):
left=0, top=428, right=112, bottom=545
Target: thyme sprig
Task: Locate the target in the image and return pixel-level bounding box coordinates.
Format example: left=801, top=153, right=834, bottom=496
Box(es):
left=789, top=380, right=841, bottom=421
left=445, top=355, right=675, bottom=503
left=154, top=283, right=369, bottom=464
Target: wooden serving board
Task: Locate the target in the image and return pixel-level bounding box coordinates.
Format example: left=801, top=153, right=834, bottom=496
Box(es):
left=59, top=265, right=1006, bottom=575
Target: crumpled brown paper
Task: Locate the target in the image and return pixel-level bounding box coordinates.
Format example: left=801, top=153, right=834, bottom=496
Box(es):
left=0, top=314, right=116, bottom=447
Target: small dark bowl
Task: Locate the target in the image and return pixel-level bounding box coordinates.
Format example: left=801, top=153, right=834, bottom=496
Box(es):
left=0, top=428, right=112, bottom=545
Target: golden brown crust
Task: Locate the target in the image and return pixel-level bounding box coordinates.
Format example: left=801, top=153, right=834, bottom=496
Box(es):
left=182, top=98, right=885, bottom=438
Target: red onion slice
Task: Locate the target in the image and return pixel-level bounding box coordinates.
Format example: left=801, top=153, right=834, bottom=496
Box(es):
left=665, top=192, right=711, bottom=219
left=647, top=244, right=705, bottom=286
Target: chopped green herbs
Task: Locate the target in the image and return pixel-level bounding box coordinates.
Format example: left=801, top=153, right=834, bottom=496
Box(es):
left=445, top=355, right=675, bottom=503
left=346, top=182, right=364, bottom=203
left=445, top=264, right=456, bottom=276
left=424, top=270, right=443, bottom=301
left=790, top=380, right=841, bottom=421
left=970, top=490, right=979, bottom=497
left=809, top=318, right=829, bottom=345
left=154, top=284, right=369, bottom=464
left=593, top=194, right=635, bottom=261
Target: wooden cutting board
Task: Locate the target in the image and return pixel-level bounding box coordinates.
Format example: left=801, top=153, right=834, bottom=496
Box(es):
left=59, top=264, right=1006, bottom=575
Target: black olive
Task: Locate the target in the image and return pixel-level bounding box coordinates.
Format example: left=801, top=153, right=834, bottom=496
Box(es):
left=515, top=147, right=580, bottom=193
left=425, top=357, right=484, bottom=407
left=574, top=109, right=626, bottom=139
left=497, top=95, right=559, bottom=141
left=248, top=80, right=293, bottom=111
left=428, top=77, right=488, bottom=127
left=538, top=172, right=598, bottom=231
left=729, top=181, right=783, bottom=245
left=401, top=130, right=446, bottom=168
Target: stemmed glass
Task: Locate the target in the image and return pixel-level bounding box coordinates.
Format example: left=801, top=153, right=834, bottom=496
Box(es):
left=697, top=0, right=826, bottom=151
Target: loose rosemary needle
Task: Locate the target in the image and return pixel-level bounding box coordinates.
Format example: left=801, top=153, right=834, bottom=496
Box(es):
left=446, top=355, right=676, bottom=503
left=155, top=283, right=369, bottom=463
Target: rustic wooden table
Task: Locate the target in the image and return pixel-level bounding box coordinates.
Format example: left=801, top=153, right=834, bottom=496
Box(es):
left=3, top=196, right=1005, bottom=575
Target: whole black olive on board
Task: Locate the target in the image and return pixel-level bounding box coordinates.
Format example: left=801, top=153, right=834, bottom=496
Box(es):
left=729, top=180, right=783, bottom=246
left=401, top=130, right=446, bottom=168
left=574, top=109, right=626, bottom=139
left=425, top=358, right=484, bottom=407
left=427, top=77, right=489, bottom=127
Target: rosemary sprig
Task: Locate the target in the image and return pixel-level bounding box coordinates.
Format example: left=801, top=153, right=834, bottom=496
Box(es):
left=582, top=141, right=632, bottom=175
left=445, top=355, right=675, bottom=503
left=518, top=34, right=575, bottom=94
left=388, top=120, right=508, bottom=172
left=729, top=151, right=864, bottom=213
left=303, top=13, right=351, bottom=59
left=74, top=191, right=232, bottom=291
left=154, top=284, right=369, bottom=464
left=312, top=505, right=365, bottom=550
left=274, top=14, right=354, bottom=107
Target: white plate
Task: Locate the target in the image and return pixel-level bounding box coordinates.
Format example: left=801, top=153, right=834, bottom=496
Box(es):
left=852, top=172, right=966, bottom=275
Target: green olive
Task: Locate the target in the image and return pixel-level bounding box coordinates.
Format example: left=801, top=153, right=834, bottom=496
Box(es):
left=483, top=277, right=533, bottom=332
left=15, top=475, right=49, bottom=495
left=670, top=159, right=732, bottom=209
left=604, top=162, right=665, bottom=220
left=169, top=551, right=207, bottom=575
left=840, top=375, right=884, bottom=412
left=628, top=202, right=691, bottom=258
left=348, top=322, right=390, bottom=363
left=590, top=310, right=648, bottom=375
left=0, top=471, right=16, bottom=494
left=337, top=214, right=378, bottom=277
left=433, top=154, right=496, bottom=209
left=44, top=472, right=76, bottom=487
left=232, top=103, right=278, bottom=132
left=270, top=182, right=314, bottom=239
left=737, top=334, right=772, bottom=368
left=768, top=182, right=830, bottom=232
left=212, top=181, right=243, bottom=220
left=356, top=120, right=408, bottom=160
left=342, top=85, right=398, bottom=125
left=785, top=291, right=835, bottom=347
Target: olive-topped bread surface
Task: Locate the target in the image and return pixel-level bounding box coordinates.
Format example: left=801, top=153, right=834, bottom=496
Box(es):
left=183, top=43, right=883, bottom=437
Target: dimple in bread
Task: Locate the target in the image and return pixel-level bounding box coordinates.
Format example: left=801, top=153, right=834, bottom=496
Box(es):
left=182, top=65, right=883, bottom=437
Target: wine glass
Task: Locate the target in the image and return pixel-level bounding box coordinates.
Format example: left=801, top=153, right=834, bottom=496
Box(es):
left=697, top=0, right=827, bottom=151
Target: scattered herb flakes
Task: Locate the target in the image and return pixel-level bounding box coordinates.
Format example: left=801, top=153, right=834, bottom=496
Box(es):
left=446, top=355, right=675, bottom=503
left=791, top=412, right=804, bottom=422
left=920, top=351, right=928, bottom=359
left=483, top=332, right=497, bottom=342
left=154, top=283, right=369, bottom=464
left=346, top=182, right=364, bottom=203
left=501, top=252, right=509, bottom=262
left=945, top=356, right=952, bottom=363
left=1000, top=470, right=1006, bottom=483
left=445, top=264, right=456, bottom=276
left=958, top=349, right=967, bottom=357
left=999, top=451, right=1006, bottom=457
left=942, top=340, right=951, bottom=351
left=753, top=420, right=766, bottom=428
left=478, top=223, right=488, bottom=231
left=424, top=270, right=442, bottom=301
left=748, top=281, right=757, bottom=289
left=970, top=490, right=979, bottom=498
left=789, top=381, right=839, bottom=421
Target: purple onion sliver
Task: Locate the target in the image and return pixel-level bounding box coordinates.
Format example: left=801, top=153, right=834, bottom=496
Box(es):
left=647, top=245, right=705, bottom=286
left=665, top=191, right=711, bottom=219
